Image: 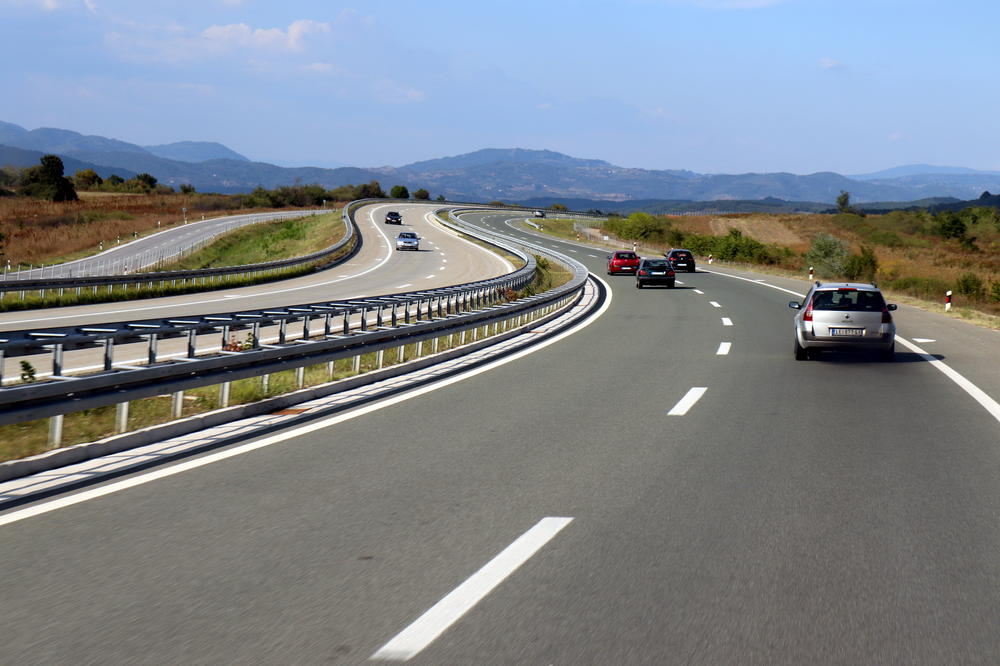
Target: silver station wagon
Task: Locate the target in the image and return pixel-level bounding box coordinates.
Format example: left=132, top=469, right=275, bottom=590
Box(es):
left=788, top=282, right=897, bottom=361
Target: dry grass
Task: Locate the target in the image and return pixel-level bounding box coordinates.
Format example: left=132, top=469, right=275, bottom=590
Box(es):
left=0, top=194, right=337, bottom=266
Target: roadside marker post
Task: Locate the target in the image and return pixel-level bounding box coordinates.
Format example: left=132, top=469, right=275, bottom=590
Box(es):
left=945, top=290, right=952, bottom=312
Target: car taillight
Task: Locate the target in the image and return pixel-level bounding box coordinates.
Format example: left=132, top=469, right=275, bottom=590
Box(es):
left=803, top=302, right=813, bottom=321
left=638, top=270, right=648, bottom=276
left=882, top=307, right=893, bottom=324
left=668, top=270, right=675, bottom=276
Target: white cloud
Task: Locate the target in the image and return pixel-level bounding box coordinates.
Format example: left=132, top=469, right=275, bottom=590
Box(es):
left=818, top=57, right=843, bottom=69
left=201, top=19, right=330, bottom=52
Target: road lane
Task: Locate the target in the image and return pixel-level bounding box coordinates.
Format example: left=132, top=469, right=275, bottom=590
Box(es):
left=1, top=210, right=999, bottom=663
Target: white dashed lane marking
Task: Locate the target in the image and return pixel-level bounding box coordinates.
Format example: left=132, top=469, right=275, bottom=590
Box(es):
left=693, top=289, right=704, bottom=295
left=722, top=318, right=733, bottom=326
left=709, top=301, right=721, bottom=308
left=717, top=342, right=731, bottom=355
left=668, top=387, right=708, bottom=416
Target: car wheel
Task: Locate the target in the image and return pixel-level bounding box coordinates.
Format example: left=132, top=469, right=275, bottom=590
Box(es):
left=882, top=343, right=895, bottom=362
left=636, top=281, right=643, bottom=289
left=667, top=280, right=675, bottom=288
left=689, top=267, right=696, bottom=273
left=794, top=339, right=808, bottom=360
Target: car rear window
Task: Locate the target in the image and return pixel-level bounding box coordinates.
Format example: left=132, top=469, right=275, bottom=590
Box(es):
left=643, top=260, right=670, bottom=268
left=671, top=252, right=691, bottom=259
left=615, top=252, right=637, bottom=259
left=811, top=290, right=885, bottom=311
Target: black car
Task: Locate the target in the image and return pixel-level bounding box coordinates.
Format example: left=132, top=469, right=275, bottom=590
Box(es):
left=385, top=211, right=403, bottom=224
left=665, top=248, right=696, bottom=272
left=635, top=259, right=676, bottom=288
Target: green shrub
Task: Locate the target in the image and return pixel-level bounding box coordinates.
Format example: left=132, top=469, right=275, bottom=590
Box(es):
left=805, top=233, right=849, bottom=278
left=843, top=246, right=879, bottom=283
left=956, top=272, right=984, bottom=299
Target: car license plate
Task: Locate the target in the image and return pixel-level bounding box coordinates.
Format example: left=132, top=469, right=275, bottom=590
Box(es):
left=830, top=328, right=863, bottom=336
left=652, top=271, right=665, bottom=275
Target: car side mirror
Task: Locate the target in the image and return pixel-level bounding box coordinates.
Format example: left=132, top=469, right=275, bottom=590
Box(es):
left=788, top=301, right=801, bottom=309
left=887, top=304, right=897, bottom=311
left=605, top=255, right=611, bottom=260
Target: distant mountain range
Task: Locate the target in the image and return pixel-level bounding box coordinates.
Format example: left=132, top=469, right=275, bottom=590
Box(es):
left=2, top=120, right=1000, bottom=206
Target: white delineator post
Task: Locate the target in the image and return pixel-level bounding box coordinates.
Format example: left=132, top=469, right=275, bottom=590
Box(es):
left=809, top=266, right=815, bottom=281
left=945, top=290, right=953, bottom=311
left=708, top=254, right=713, bottom=265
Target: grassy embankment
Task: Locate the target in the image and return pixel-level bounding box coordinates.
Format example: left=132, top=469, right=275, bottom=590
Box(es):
left=0, top=207, right=348, bottom=311
left=0, top=250, right=572, bottom=462
left=528, top=212, right=1000, bottom=325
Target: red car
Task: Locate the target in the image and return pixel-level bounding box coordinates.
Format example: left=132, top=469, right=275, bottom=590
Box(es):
left=606, top=251, right=641, bottom=275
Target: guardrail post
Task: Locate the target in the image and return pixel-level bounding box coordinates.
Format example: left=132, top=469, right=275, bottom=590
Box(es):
left=376, top=349, right=384, bottom=369
left=103, top=337, right=114, bottom=371
left=220, top=325, right=230, bottom=349
left=397, top=344, right=405, bottom=363
left=115, top=401, right=129, bottom=433
left=376, top=306, right=383, bottom=328
left=279, top=320, right=287, bottom=344
left=416, top=340, right=423, bottom=357
left=48, top=414, right=64, bottom=448
left=460, top=330, right=466, bottom=345
left=360, top=307, right=368, bottom=331
left=324, top=313, right=332, bottom=337
left=147, top=334, right=158, bottom=365
left=405, top=301, right=411, bottom=324
left=171, top=391, right=184, bottom=419
left=187, top=329, right=197, bottom=358
left=220, top=381, right=231, bottom=408
left=252, top=322, right=261, bottom=349
left=391, top=303, right=398, bottom=327
left=51, top=343, right=63, bottom=376
left=0, top=349, right=4, bottom=385
left=296, top=366, right=305, bottom=388
left=262, top=373, right=270, bottom=394
left=343, top=311, right=350, bottom=335
left=432, top=337, right=439, bottom=354
left=426, top=298, right=433, bottom=321
left=326, top=360, right=334, bottom=380
left=352, top=354, right=361, bottom=373
left=303, top=315, right=311, bottom=341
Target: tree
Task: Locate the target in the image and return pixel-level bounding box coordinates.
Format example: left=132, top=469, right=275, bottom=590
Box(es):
left=106, top=174, right=125, bottom=187
left=836, top=190, right=851, bottom=214
left=357, top=180, right=386, bottom=198
left=73, top=168, right=103, bottom=190
left=135, top=173, right=158, bottom=191
left=413, top=188, right=430, bottom=200
left=843, top=245, right=879, bottom=283
left=179, top=183, right=196, bottom=194
left=390, top=185, right=409, bottom=199
left=435, top=194, right=446, bottom=202
left=21, top=154, right=77, bottom=201
left=550, top=203, right=568, bottom=211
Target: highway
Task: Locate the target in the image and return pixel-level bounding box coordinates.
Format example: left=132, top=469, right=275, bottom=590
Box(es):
left=3, top=209, right=329, bottom=279
left=0, top=202, right=514, bottom=380
left=2, top=208, right=1000, bottom=663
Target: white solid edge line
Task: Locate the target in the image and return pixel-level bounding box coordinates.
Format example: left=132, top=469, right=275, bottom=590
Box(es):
left=668, top=387, right=708, bottom=416
left=703, top=267, right=1000, bottom=425
left=717, top=342, right=731, bottom=355
left=370, top=517, right=574, bottom=662
left=721, top=317, right=733, bottom=326
left=0, top=277, right=613, bottom=528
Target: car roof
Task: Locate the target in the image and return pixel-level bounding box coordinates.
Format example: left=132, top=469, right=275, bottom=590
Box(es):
left=813, top=282, right=881, bottom=292
left=667, top=248, right=692, bottom=253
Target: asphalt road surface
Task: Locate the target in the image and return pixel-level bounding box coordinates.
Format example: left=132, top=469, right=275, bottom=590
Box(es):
left=1, top=209, right=999, bottom=664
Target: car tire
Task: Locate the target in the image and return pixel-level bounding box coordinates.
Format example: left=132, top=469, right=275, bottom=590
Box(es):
left=636, top=281, right=643, bottom=289
left=882, top=343, right=895, bottom=362
left=794, top=339, right=808, bottom=360
left=667, top=280, right=675, bottom=288
left=689, top=267, right=696, bottom=273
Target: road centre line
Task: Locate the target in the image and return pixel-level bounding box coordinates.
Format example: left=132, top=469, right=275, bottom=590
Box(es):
left=668, top=387, right=708, bottom=415
left=693, top=289, right=704, bottom=295
left=0, top=277, right=613, bottom=527
left=722, top=317, right=733, bottom=326
left=710, top=301, right=721, bottom=308
left=371, top=517, right=574, bottom=661
left=717, top=342, right=731, bottom=355
left=425, top=275, right=435, bottom=279
left=704, top=267, right=1000, bottom=426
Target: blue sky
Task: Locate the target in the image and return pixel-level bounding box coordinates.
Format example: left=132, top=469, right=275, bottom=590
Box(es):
left=1, top=0, right=998, bottom=174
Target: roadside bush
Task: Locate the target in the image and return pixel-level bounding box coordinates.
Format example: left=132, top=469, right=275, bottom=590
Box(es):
left=843, top=245, right=879, bottom=283
left=956, top=272, right=984, bottom=299
left=805, top=233, right=849, bottom=278
left=885, top=276, right=951, bottom=302
left=990, top=282, right=1000, bottom=303
left=683, top=229, right=792, bottom=265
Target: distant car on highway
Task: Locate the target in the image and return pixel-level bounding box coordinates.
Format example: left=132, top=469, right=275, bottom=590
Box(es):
left=606, top=251, right=640, bottom=275
left=395, top=231, right=420, bottom=251
left=788, top=282, right=897, bottom=360
left=635, top=258, right=676, bottom=288
left=385, top=211, right=403, bottom=224
left=665, top=248, right=696, bottom=273
left=533, top=210, right=546, bottom=218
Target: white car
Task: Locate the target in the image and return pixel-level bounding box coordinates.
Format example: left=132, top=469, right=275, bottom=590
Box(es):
left=395, top=231, right=420, bottom=251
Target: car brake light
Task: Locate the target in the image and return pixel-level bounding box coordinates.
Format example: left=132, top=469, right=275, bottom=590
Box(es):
left=668, top=270, right=675, bottom=276
left=638, top=270, right=648, bottom=275
left=881, top=307, right=893, bottom=324
left=803, top=302, right=813, bottom=321
left=837, top=287, right=857, bottom=292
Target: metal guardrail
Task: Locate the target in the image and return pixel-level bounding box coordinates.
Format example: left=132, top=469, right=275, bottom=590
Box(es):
left=0, top=203, right=591, bottom=430
left=0, top=204, right=360, bottom=295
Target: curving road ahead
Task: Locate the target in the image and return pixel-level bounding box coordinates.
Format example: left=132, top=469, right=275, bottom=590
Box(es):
left=1, top=208, right=1000, bottom=663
